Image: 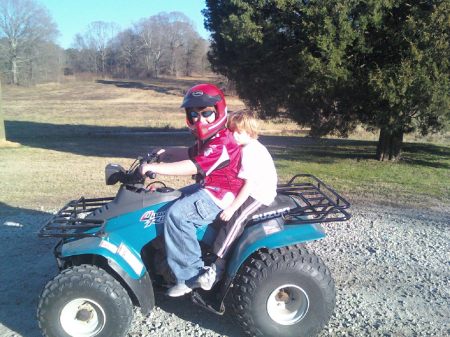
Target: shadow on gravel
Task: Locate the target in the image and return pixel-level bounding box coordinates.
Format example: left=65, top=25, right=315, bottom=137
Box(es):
left=0, top=202, right=57, bottom=337
left=153, top=291, right=245, bottom=336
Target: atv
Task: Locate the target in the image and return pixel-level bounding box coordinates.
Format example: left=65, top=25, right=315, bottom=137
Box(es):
left=37, top=151, right=351, bottom=337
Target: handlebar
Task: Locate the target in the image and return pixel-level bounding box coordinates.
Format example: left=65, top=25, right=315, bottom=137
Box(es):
left=139, top=149, right=164, bottom=179
left=105, top=149, right=165, bottom=186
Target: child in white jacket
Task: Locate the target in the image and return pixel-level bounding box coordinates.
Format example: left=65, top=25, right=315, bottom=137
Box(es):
left=195, top=109, right=278, bottom=290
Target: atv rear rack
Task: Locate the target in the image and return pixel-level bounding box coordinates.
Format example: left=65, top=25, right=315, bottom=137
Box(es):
left=277, top=174, right=351, bottom=224
left=38, top=196, right=114, bottom=238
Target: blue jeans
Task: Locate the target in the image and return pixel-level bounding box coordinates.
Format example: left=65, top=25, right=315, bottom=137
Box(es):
left=164, top=186, right=221, bottom=283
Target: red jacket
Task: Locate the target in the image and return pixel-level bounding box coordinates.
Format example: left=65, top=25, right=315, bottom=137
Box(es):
left=189, top=128, right=244, bottom=205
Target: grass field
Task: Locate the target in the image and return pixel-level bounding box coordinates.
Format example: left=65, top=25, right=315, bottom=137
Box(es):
left=1, top=77, right=449, bottom=215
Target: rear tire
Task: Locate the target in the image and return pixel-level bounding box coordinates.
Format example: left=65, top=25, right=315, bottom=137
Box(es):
left=37, top=264, right=133, bottom=337
left=230, top=245, right=335, bottom=337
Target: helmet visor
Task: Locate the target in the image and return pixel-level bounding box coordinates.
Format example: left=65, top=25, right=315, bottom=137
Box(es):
left=180, top=92, right=221, bottom=108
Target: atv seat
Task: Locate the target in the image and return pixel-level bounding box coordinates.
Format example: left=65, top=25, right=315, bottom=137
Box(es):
left=249, top=194, right=297, bottom=223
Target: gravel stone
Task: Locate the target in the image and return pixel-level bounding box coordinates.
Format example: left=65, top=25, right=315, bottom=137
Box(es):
left=0, top=202, right=448, bottom=337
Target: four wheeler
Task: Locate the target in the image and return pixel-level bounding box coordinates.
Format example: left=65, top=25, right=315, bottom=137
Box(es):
left=37, top=151, right=351, bottom=337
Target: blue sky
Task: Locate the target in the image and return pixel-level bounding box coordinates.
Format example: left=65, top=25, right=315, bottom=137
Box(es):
left=39, top=0, right=210, bottom=49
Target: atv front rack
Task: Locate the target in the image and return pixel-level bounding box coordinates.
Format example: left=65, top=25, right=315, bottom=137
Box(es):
left=38, top=197, right=114, bottom=238
left=277, top=174, right=351, bottom=224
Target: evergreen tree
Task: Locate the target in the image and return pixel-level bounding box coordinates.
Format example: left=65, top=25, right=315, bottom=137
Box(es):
left=204, top=0, right=449, bottom=160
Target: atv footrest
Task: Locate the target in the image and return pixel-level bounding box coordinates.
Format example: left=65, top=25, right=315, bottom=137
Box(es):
left=191, top=290, right=225, bottom=315
left=38, top=196, right=114, bottom=238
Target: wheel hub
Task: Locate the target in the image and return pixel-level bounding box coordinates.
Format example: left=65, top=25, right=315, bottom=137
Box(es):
left=75, top=306, right=94, bottom=322
left=60, top=298, right=106, bottom=337
left=267, top=284, right=309, bottom=325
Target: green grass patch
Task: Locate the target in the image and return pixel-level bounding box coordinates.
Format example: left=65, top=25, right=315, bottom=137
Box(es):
left=271, top=138, right=450, bottom=207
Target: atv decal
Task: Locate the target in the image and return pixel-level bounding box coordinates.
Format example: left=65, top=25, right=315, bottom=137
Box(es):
left=140, top=210, right=166, bottom=228
left=99, top=240, right=118, bottom=254
left=262, top=221, right=283, bottom=235
left=117, top=243, right=144, bottom=275
left=251, top=207, right=290, bottom=221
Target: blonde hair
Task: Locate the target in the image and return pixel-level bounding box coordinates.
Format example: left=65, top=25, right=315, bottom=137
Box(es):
left=227, top=109, right=259, bottom=139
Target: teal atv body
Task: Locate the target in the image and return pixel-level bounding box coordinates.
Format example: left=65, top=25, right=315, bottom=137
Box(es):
left=37, top=152, right=350, bottom=337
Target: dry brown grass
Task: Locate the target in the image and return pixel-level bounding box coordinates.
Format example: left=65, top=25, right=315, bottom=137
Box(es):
left=3, top=77, right=448, bottom=142
left=1, top=77, right=448, bottom=214
left=4, top=79, right=185, bottom=128
left=0, top=140, right=20, bottom=148
left=1, top=76, right=242, bottom=211
left=2, top=76, right=303, bottom=133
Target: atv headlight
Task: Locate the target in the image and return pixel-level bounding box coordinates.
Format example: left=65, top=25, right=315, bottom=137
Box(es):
left=105, top=164, right=126, bottom=185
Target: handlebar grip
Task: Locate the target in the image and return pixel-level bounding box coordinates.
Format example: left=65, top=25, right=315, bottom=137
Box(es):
left=145, top=171, right=156, bottom=179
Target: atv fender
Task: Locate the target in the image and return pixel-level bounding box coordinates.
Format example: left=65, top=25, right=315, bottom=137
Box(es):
left=59, top=237, right=154, bottom=315
left=226, top=219, right=326, bottom=277
left=61, top=237, right=145, bottom=278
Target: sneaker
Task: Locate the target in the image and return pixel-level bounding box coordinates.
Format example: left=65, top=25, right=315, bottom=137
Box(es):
left=194, top=263, right=221, bottom=291
left=166, top=282, right=192, bottom=297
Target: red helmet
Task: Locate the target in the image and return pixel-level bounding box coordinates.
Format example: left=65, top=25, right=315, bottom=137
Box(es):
left=181, top=83, right=227, bottom=140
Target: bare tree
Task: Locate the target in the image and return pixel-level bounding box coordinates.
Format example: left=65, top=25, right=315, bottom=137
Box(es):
left=199, top=40, right=210, bottom=75
left=110, top=29, right=140, bottom=78
left=70, top=21, right=119, bottom=78
left=0, top=0, right=58, bottom=85
left=180, top=30, right=206, bottom=76
left=165, top=12, right=208, bottom=77
left=164, top=12, right=195, bottom=76
left=133, top=12, right=202, bottom=78
left=85, top=21, right=119, bottom=77
left=72, top=33, right=97, bottom=73
left=135, top=15, right=166, bottom=78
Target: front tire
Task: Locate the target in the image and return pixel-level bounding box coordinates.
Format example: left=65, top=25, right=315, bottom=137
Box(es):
left=230, top=246, right=335, bottom=337
left=37, top=265, right=133, bottom=337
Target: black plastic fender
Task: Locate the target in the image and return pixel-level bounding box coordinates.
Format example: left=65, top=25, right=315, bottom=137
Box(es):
left=107, top=258, right=155, bottom=315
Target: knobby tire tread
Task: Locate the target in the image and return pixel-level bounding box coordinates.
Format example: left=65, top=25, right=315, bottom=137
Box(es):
left=231, top=245, right=335, bottom=337
left=37, top=264, right=133, bottom=337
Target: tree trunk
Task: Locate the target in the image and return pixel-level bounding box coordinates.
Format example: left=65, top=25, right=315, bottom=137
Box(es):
left=12, top=57, right=18, bottom=85
left=0, top=80, right=5, bottom=141
left=30, top=59, right=33, bottom=85
left=376, top=128, right=403, bottom=161
left=100, top=51, right=106, bottom=78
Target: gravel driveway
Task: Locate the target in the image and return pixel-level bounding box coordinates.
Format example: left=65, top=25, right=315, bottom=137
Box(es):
left=0, top=202, right=448, bottom=337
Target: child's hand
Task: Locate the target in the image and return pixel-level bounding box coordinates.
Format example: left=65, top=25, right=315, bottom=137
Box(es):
left=220, top=207, right=236, bottom=222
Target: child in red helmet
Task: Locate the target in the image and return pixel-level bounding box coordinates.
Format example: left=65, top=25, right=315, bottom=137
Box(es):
left=140, top=84, right=244, bottom=297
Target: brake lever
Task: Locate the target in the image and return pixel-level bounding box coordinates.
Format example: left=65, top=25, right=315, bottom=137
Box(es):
left=146, top=149, right=166, bottom=164
left=139, top=149, right=165, bottom=180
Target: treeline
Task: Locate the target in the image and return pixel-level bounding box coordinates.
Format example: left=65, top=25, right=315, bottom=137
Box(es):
left=66, top=12, right=209, bottom=79
left=0, top=0, right=209, bottom=86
